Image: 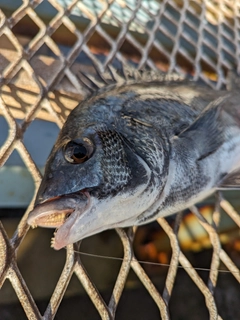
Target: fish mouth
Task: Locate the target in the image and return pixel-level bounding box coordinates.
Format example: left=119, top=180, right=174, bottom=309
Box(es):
left=27, top=192, right=90, bottom=249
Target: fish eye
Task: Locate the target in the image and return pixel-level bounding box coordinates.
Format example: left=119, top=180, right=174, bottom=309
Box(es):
left=64, top=139, right=94, bottom=164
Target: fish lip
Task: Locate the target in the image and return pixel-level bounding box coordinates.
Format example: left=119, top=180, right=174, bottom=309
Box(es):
left=27, top=191, right=90, bottom=230
left=52, top=192, right=92, bottom=250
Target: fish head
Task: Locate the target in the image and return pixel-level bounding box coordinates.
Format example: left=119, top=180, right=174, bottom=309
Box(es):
left=28, top=110, right=152, bottom=249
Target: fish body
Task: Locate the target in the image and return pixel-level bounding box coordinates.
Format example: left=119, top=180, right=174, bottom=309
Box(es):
left=28, top=71, right=240, bottom=250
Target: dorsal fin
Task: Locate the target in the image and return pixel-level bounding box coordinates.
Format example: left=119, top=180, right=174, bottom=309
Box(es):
left=81, top=72, right=105, bottom=89
left=108, top=65, right=125, bottom=83
left=77, top=65, right=188, bottom=95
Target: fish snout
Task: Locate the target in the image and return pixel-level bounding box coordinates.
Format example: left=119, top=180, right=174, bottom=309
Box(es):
left=27, top=193, right=89, bottom=229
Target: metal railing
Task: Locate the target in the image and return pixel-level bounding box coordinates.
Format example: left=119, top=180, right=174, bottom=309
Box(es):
left=0, top=0, right=240, bottom=319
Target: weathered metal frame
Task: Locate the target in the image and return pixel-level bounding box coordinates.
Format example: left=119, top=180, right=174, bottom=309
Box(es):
left=0, top=0, right=240, bottom=319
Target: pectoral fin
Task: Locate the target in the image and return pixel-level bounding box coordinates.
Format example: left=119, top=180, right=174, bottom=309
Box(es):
left=218, top=169, right=240, bottom=190
left=175, top=95, right=228, bottom=161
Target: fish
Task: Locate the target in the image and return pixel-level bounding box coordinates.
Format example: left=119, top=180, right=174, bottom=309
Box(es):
left=27, top=68, right=240, bottom=250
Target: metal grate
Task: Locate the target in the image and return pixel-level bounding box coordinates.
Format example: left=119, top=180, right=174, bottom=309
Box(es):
left=0, top=0, right=240, bottom=319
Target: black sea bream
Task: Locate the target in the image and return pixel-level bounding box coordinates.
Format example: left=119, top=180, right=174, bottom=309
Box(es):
left=28, top=69, right=240, bottom=250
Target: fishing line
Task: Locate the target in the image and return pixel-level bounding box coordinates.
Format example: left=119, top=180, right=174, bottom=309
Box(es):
left=69, top=248, right=240, bottom=274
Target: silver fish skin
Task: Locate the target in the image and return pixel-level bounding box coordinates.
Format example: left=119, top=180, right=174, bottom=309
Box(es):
left=27, top=73, right=240, bottom=250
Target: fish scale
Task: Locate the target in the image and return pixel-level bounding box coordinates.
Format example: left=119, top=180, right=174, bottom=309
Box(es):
left=27, top=68, right=240, bottom=249
left=96, top=130, right=131, bottom=197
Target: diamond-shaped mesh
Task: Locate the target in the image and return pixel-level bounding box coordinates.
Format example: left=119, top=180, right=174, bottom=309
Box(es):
left=0, top=0, right=240, bottom=319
